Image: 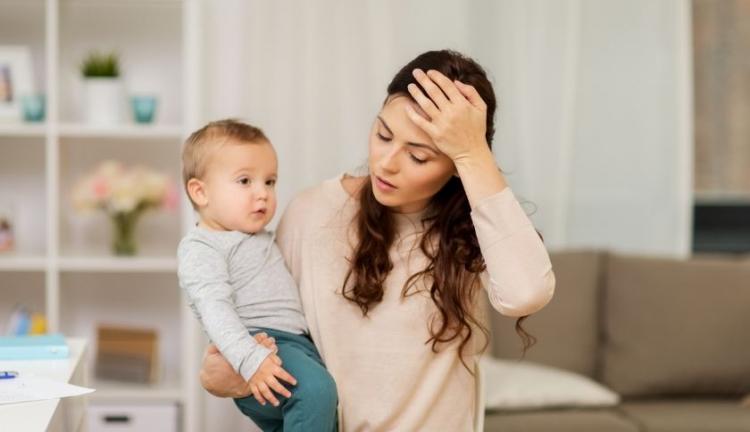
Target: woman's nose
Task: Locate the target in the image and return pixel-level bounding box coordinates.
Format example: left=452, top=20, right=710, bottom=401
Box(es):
left=379, top=148, right=399, bottom=173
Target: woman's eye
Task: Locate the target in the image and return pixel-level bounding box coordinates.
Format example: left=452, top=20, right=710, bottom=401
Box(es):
left=410, top=154, right=427, bottom=165
left=377, top=132, right=392, bottom=142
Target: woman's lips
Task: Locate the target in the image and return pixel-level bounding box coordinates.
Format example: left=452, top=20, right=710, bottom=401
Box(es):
left=374, top=175, right=397, bottom=192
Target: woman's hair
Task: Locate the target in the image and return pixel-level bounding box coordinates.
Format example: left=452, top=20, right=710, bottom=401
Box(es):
left=342, top=50, right=537, bottom=371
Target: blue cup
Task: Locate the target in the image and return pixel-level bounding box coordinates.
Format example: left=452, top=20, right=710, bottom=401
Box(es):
left=130, top=95, right=157, bottom=124
left=21, top=94, right=45, bottom=122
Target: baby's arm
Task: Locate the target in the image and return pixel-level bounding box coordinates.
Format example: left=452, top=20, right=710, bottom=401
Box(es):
left=178, top=239, right=272, bottom=381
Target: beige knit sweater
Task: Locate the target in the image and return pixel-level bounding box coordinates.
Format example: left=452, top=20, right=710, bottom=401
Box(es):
left=276, top=175, right=555, bottom=432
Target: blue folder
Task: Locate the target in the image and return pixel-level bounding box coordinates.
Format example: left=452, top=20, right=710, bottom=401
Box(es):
left=0, top=333, right=69, bottom=360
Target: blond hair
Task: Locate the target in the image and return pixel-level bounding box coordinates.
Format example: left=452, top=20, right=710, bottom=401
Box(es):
left=181, top=119, right=269, bottom=209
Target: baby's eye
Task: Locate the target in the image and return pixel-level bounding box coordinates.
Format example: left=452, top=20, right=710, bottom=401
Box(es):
left=266, top=179, right=277, bottom=187
left=238, top=177, right=250, bottom=185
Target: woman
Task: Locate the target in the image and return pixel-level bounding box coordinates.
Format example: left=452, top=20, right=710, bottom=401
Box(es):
left=200, top=50, right=555, bottom=431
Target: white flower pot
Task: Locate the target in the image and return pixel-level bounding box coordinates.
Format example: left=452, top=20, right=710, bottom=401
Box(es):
left=83, top=78, right=123, bottom=125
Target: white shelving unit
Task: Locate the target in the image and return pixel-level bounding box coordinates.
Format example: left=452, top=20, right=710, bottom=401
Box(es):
left=0, top=1, right=203, bottom=431
left=0, top=123, right=48, bottom=137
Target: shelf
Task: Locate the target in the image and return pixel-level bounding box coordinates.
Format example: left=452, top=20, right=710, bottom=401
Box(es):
left=694, top=190, right=750, bottom=206
left=89, top=378, right=183, bottom=403
left=58, top=123, right=183, bottom=139
left=0, top=123, right=47, bottom=138
left=62, top=0, right=182, bottom=6
left=58, top=256, right=177, bottom=272
left=0, top=254, right=48, bottom=271
left=0, top=123, right=185, bottom=139
left=0, top=256, right=179, bottom=272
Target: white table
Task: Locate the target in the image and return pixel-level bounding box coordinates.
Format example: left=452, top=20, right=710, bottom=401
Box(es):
left=0, top=338, right=88, bottom=432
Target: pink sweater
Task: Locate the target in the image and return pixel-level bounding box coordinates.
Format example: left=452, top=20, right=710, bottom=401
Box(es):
left=276, top=175, right=555, bottom=431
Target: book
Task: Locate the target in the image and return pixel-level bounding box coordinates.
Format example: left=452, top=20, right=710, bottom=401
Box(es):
left=0, top=333, right=69, bottom=360
left=95, top=325, right=159, bottom=384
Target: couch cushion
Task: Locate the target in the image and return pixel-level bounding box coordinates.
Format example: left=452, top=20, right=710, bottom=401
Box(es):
left=491, top=250, right=604, bottom=378
left=481, top=355, right=619, bottom=410
left=601, top=254, right=750, bottom=397
left=485, top=408, right=639, bottom=432
left=620, top=399, right=750, bottom=432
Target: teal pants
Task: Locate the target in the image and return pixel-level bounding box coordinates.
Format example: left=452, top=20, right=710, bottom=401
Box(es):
left=233, top=328, right=338, bottom=432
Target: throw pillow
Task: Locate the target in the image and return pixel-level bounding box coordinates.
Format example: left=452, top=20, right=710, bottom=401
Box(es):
left=481, top=355, right=620, bottom=411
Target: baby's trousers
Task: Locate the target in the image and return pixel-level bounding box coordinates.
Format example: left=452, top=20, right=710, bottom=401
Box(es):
left=233, top=328, right=338, bottom=432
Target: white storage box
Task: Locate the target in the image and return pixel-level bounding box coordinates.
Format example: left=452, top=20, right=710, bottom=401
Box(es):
left=87, top=403, right=179, bottom=432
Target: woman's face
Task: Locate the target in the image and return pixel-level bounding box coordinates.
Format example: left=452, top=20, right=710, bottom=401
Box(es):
left=368, top=95, right=456, bottom=213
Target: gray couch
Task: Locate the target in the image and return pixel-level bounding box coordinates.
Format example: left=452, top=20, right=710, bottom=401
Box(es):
left=485, top=250, right=750, bottom=432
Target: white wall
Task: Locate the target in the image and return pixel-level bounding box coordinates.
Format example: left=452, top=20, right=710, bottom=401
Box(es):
left=200, top=0, right=692, bottom=257
left=561, top=0, right=693, bottom=255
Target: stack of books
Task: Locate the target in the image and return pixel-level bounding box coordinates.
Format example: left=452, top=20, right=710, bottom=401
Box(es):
left=0, top=333, right=69, bottom=360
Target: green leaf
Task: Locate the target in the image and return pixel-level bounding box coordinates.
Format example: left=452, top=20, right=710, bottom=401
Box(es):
left=80, top=51, right=120, bottom=78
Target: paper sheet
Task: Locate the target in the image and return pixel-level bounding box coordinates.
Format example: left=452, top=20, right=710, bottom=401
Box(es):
left=0, top=374, right=94, bottom=405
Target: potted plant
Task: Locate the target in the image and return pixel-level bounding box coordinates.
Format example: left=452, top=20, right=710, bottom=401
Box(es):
left=80, top=51, right=122, bottom=125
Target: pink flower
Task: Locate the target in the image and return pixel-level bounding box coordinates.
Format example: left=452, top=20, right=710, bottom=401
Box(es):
left=163, top=181, right=180, bottom=212
left=92, top=176, right=110, bottom=201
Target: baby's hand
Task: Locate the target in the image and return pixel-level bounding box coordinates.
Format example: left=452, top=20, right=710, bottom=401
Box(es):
left=248, top=354, right=297, bottom=407
left=253, top=332, right=278, bottom=352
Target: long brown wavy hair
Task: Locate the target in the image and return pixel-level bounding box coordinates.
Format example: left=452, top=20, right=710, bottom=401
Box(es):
left=342, top=50, right=537, bottom=371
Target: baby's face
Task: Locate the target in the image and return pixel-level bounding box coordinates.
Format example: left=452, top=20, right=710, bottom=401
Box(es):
left=201, top=141, right=278, bottom=234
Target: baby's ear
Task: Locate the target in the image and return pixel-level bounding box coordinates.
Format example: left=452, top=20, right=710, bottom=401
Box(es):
left=187, top=178, right=209, bottom=208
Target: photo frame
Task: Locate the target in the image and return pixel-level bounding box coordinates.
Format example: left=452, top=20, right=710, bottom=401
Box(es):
left=0, top=46, right=34, bottom=122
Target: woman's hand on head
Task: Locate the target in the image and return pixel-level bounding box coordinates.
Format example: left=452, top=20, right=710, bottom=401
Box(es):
left=405, top=68, right=489, bottom=163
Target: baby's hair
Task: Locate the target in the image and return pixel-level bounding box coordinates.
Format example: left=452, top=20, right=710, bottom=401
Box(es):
left=181, top=119, right=269, bottom=209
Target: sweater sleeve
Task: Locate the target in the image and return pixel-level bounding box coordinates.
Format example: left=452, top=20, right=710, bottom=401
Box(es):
left=177, top=238, right=272, bottom=381
left=470, top=187, right=556, bottom=317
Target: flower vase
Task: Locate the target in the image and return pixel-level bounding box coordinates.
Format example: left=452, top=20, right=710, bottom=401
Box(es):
left=111, top=211, right=139, bottom=256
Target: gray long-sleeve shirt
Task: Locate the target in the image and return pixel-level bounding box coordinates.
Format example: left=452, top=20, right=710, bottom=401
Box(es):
left=177, top=226, right=308, bottom=380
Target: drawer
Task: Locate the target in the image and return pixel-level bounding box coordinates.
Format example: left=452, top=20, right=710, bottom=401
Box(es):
left=87, top=403, right=179, bottom=432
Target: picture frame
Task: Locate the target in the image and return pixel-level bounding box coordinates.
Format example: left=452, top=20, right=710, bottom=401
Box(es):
left=0, top=46, right=34, bottom=122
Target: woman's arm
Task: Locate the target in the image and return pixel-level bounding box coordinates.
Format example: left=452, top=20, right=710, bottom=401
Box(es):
left=406, top=68, right=555, bottom=316
left=200, top=344, right=253, bottom=398
left=471, top=189, right=556, bottom=316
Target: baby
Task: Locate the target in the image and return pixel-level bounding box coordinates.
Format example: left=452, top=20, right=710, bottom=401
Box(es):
left=177, top=119, right=337, bottom=431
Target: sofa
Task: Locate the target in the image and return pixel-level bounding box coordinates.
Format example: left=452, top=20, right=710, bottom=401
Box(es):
left=484, top=250, right=750, bottom=432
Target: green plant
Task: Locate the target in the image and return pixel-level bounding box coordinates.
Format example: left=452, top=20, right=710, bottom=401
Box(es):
left=80, top=51, right=120, bottom=78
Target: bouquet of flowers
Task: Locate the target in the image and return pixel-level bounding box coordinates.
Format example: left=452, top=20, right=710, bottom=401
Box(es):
left=72, top=160, right=178, bottom=255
